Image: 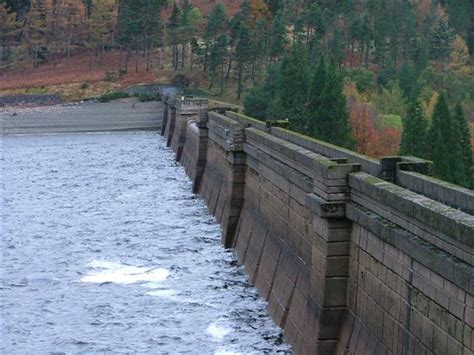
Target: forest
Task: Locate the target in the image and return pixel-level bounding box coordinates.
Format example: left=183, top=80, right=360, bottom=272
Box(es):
left=0, top=0, right=473, bottom=188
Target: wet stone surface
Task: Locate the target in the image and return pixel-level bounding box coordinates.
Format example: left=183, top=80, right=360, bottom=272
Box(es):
left=2, top=132, right=291, bottom=354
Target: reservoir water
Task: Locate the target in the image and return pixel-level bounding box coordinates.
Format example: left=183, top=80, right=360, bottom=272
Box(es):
left=1, top=131, right=291, bottom=354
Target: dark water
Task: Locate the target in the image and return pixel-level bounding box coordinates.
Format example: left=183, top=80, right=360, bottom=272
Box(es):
left=1, top=132, right=291, bottom=354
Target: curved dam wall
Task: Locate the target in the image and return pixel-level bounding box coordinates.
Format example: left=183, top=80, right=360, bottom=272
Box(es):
left=162, top=97, right=473, bottom=355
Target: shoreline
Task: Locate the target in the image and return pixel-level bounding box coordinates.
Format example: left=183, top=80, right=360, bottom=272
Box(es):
left=1, top=99, right=163, bottom=135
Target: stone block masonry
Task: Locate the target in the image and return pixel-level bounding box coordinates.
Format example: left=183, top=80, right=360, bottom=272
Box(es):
left=161, top=97, right=473, bottom=355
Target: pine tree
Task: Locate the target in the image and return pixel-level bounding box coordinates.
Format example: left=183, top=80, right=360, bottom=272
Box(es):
left=307, top=57, right=327, bottom=136
left=86, top=0, right=115, bottom=71
left=269, top=11, right=287, bottom=61
left=399, top=97, right=428, bottom=158
left=208, top=33, right=228, bottom=94
left=141, top=0, right=167, bottom=72
left=62, top=0, right=86, bottom=65
left=274, top=44, right=309, bottom=131
left=234, top=0, right=252, bottom=100
left=266, top=0, right=283, bottom=16
left=305, top=58, right=353, bottom=148
left=235, top=25, right=252, bottom=99
left=429, top=16, right=453, bottom=62
left=244, top=63, right=279, bottom=120
left=23, top=0, right=48, bottom=68
left=0, top=4, right=20, bottom=65
left=203, top=3, right=228, bottom=72
left=179, top=0, right=201, bottom=70
left=168, top=2, right=182, bottom=70
left=454, top=103, right=473, bottom=187
left=328, top=27, right=345, bottom=66
left=428, top=93, right=466, bottom=185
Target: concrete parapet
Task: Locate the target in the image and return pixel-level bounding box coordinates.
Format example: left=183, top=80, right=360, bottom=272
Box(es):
left=398, top=170, right=474, bottom=215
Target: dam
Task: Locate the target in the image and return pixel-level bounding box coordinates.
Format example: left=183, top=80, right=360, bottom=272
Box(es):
left=2, top=97, right=473, bottom=354
left=162, top=96, right=473, bottom=355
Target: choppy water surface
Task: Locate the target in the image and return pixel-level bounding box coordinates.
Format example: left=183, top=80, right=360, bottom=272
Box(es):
left=2, top=132, right=291, bottom=354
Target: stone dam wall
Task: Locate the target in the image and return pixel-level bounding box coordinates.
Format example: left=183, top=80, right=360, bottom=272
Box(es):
left=161, top=97, right=473, bottom=355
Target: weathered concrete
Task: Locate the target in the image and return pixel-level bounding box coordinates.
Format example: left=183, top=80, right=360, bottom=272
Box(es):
left=162, top=97, right=473, bottom=355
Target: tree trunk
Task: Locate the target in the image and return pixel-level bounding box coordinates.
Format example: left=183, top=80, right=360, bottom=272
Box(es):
left=125, top=46, right=131, bottom=73
left=119, top=46, right=123, bottom=70
left=365, top=42, right=369, bottom=68
left=237, top=63, right=243, bottom=100
left=136, top=46, right=140, bottom=73
left=220, top=62, right=225, bottom=95
left=146, top=46, right=151, bottom=73
left=66, top=40, right=71, bottom=65
left=99, top=44, right=104, bottom=66
left=89, top=50, right=93, bottom=72
left=181, top=42, right=185, bottom=69
left=190, top=50, right=193, bottom=72
left=226, top=47, right=233, bottom=80
left=203, top=43, right=208, bottom=72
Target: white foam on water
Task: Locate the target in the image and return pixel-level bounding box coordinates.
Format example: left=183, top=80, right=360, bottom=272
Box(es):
left=206, top=322, right=232, bottom=340
left=88, top=260, right=122, bottom=269
left=81, top=260, right=169, bottom=284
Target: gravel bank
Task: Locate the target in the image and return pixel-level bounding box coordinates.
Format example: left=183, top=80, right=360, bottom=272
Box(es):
left=1, top=99, right=162, bottom=134
left=0, top=93, right=63, bottom=108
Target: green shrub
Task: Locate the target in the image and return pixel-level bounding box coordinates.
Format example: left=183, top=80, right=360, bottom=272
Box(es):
left=137, top=93, right=159, bottom=102
left=80, top=82, right=90, bottom=90
left=346, top=68, right=376, bottom=93
left=244, top=85, right=271, bottom=121
left=104, top=70, right=118, bottom=82
left=25, top=86, right=48, bottom=94
left=373, top=81, right=407, bottom=117
left=97, top=91, right=130, bottom=102
left=173, top=72, right=192, bottom=88
left=380, top=114, right=403, bottom=129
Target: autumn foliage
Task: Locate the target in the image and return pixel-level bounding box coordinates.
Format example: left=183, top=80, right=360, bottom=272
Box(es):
left=348, top=99, right=401, bottom=157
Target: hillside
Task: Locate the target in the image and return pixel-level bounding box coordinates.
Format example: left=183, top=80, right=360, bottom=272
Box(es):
left=1, top=0, right=472, bottom=188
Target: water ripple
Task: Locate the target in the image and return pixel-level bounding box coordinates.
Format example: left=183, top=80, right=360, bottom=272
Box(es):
left=2, top=132, right=292, bottom=354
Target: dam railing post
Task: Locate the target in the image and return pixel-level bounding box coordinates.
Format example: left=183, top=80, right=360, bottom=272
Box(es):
left=160, top=96, right=169, bottom=136
left=221, top=121, right=248, bottom=249
left=304, top=161, right=361, bottom=353
left=192, top=107, right=209, bottom=193
left=165, top=98, right=177, bottom=147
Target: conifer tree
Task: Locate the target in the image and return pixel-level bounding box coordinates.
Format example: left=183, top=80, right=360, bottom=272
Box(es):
left=244, top=63, right=279, bottom=120
left=399, top=97, right=428, bottom=158
left=306, top=59, right=354, bottom=148
left=203, top=3, right=228, bottom=72
left=274, top=44, right=309, bottom=131
left=86, top=0, right=115, bottom=70
left=454, top=103, right=473, bottom=187
left=179, top=0, right=201, bottom=69
left=428, top=93, right=466, bottom=185
left=168, top=2, right=181, bottom=70
left=0, top=4, right=20, bottom=65
left=143, top=0, right=167, bottom=72
left=23, top=0, right=48, bottom=68
left=208, top=33, right=228, bottom=94
left=269, top=10, right=287, bottom=61
left=307, top=57, right=327, bottom=136
left=234, top=0, right=252, bottom=99
left=429, top=16, right=453, bottom=62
